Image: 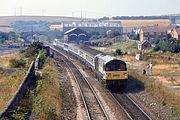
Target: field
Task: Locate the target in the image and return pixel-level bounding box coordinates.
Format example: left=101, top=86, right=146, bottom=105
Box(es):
left=0, top=16, right=82, bottom=26
left=0, top=27, right=13, bottom=32
left=0, top=16, right=82, bottom=32
left=0, top=53, right=18, bottom=68
left=11, top=58, right=61, bottom=119
left=0, top=52, right=26, bottom=111
left=110, top=19, right=171, bottom=28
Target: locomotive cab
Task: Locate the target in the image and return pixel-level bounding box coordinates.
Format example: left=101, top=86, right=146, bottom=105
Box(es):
left=105, top=60, right=127, bottom=71
left=103, top=59, right=128, bottom=89
left=104, top=60, right=128, bottom=80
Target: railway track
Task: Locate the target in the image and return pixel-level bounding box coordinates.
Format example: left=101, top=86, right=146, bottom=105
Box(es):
left=110, top=92, right=153, bottom=120
left=50, top=46, right=154, bottom=120
left=52, top=47, right=110, bottom=120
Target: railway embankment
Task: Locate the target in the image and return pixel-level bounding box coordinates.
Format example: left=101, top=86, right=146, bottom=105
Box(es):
left=0, top=43, right=41, bottom=118
left=28, top=58, right=61, bottom=120
left=0, top=43, right=61, bottom=119
left=0, top=42, right=59, bottom=119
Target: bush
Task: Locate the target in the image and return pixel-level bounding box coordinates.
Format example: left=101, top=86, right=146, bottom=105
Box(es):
left=115, top=49, right=124, bottom=56
left=38, top=50, right=46, bottom=69
left=154, top=39, right=180, bottom=53
left=9, top=59, right=26, bottom=68
left=24, top=42, right=43, bottom=58
left=90, top=31, right=100, bottom=35
left=153, top=45, right=160, bottom=51
left=20, top=49, right=25, bottom=54
left=107, top=30, right=121, bottom=38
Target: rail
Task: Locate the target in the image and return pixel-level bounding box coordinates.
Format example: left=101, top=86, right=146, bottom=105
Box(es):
left=111, top=93, right=153, bottom=120
left=51, top=47, right=110, bottom=120
left=51, top=45, right=153, bottom=120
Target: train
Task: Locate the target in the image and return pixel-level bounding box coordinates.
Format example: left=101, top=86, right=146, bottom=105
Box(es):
left=53, top=40, right=128, bottom=89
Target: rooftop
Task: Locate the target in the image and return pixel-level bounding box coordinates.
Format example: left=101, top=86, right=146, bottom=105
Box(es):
left=175, top=27, right=180, bottom=35
left=63, top=21, right=122, bottom=28
left=77, top=45, right=103, bottom=56
left=64, top=27, right=78, bottom=34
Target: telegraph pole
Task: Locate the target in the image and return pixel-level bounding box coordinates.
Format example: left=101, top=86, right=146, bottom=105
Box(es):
left=72, top=12, right=74, bottom=17
left=14, top=8, right=16, bottom=16
left=42, top=9, right=44, bottom=16
left=85, top=12, right=87, bottom=20
left=81, top=10, right=82, bottom=20
left=32, top=26, right=34, bottom=42
left=20, top=7, right=22, bottom=16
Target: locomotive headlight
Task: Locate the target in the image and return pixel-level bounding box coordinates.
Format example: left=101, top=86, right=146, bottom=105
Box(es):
left=106, top=73, right=111, bottom=79
left=123, top=73, right=128, bottom=78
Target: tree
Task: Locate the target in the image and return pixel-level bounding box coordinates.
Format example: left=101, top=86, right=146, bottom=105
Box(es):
left=98, top=16, right=110, bottom=21
left=154, top=39, right=180, bottom=53
left=0, top=32, right=8, bottom=43
left=106, top=30, right=121, bottom=38
left=8, top=31, right=17, bottom=41
left=90, top=31, right=100, bottom=36
left=115, top=49, right=123, bottom=56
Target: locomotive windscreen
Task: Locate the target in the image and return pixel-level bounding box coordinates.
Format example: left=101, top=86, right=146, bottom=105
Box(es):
left=105, top=60, right=127, bottom=71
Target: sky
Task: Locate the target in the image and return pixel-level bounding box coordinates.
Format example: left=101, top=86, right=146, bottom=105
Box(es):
left=0, top=0, right=180, bottom=18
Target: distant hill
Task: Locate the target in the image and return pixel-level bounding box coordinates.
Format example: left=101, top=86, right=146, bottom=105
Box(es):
left=0, top=16, right=84, bottom=26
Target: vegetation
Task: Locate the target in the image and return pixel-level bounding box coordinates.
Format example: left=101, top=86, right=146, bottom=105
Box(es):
left=98, top=16, right=110, bottom=21
left=0, top=32, right=8, bottom=43
left=12, top=94, right=31, bottom=120
left=0, top=42, right=44, bottom=112
left=113, top=49, right=125, bottom=56
left=9, top=58, right=26, bottom=68
left=90, top=31, right=100, bottom=36
left=0, top=70, right=26, bottom=111
left=22, top=42, right=43, bottom=59
left=112, top=16, right=170, bottom=20
left=8, top=31, right=18, bottom=41
left=154, top=39, right=180, bottom=53
left=92, top=38, right=139, bottom=56
left=9, top=43, right=59, bottom=119
left=38, top=50, right=47, bottom=69
left=0, top=53, right=18, bottom=68
left=129, top=31, right=139, bottom=40
left=31, top=59, right=60, bottom=119
left=99, top=16, right=170, bottom=20
left=11, top=58, right=61, bottom=120
left=110, top=40, right=138, bottom=55
left=0, top=31, right=18, bottom=44
left=106, top=30, right=121, bottom=38
left=129, top=69, right=180, bottom=115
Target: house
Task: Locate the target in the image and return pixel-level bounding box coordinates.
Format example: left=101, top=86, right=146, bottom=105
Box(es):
left=170, top=27, right=180, bottom=40
left=64, top=28, right=89, bottom=42
left=49, top=24, right=63, bottom=31
left=138, top=25, right=174, bottom=42
left=138, top=40, right=152, bottom=51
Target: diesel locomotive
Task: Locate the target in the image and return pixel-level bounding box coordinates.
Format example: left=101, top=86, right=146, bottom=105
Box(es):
left=53, top=40, right=128, bottom=89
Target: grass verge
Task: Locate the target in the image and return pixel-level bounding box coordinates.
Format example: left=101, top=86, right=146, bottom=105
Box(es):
left=11, top=58, right=61, bottom=120
left=129, top=69, right=180, bottom=116
left=30, top=58, right=61, bottom=119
